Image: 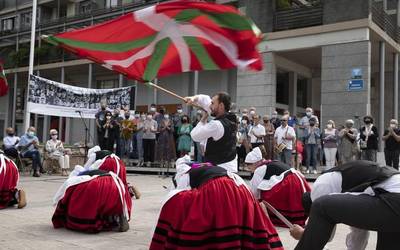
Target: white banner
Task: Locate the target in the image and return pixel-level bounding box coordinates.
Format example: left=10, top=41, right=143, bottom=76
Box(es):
left=27, top=75, right=135, bottom=119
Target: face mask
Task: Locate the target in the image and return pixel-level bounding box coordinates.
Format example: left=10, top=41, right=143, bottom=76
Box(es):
left=346, top=124, right=352, bottom=128
left=125, top=115, right=130, bottom=119
left=263, top=120, right=268, bottom=124
left=141, top=115, right=146, bottom=120
left=177, top=109, right=183, bottom=114
left=242, top=120, right=247, bottom=125
left=182, top=119, right=188, bottom=123
left=272, top=114, right=277, bottom=118
left=309, top=122, right=315, bottom=126
left=327, top=124, right=333, bottom=129
left=390, top=124, right=397, bottom=128
left=249, top=111, right=255, bottom=115
left=51, top=135, right=58, bottom=140
left=150, top=107, right=156, bottom=112
left=306, top=112, right=312, bottom=117
left=164, top=115, right=169, bottom=119
left=28, top=131, right=35, bottom=137
left=364, top=120, right=371, bottom=124
left=106, top=116, right=112, bottom=119
left=7, top=133, right=14, bottom=136
left=147, top=115, right=152, bottom=120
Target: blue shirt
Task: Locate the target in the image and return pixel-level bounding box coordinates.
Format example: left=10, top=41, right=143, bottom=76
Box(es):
left=18, top=133, right=39, bottom=155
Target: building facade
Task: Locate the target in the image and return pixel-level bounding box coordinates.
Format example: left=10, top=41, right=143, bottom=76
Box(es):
left=0, top=0, right=399, bottom=151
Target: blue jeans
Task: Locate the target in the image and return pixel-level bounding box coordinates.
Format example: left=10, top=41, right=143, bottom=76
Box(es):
left=306, top=144, right=318, bottom=170
left=22, top=150, right=42, bottom=171
left=120, top=138, right=132, bottom=157
left=279, top=149, right=292, bottom=167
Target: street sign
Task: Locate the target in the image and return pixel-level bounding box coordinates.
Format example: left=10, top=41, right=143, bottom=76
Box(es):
left=348, top=79, right=364, bottom=91
left=351, top=68, right=362, bottom=79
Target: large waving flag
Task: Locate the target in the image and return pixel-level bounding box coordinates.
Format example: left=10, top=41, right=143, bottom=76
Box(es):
left=43, top=0, right=263, bottom=82
left=0, top=61, right=9, bottom=97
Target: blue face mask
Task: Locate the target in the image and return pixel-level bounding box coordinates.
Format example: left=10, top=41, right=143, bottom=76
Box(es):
left=28, top=131, right=35, bottom=137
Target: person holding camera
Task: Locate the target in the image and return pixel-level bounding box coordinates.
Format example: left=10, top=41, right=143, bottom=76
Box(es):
left=359, top=116, right=379, bottom=162
left=383, top=119, right=400, bottom=169
left=304, top=117, right=320, bottom=174
left=274, top=115, right=296, bottom=167
left=338, top=120, right=358, bottom=164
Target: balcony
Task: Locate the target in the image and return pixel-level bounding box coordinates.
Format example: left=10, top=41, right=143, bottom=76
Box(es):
left=371, top=1, right=400, bottom=43
left=273, top=4, right=323, bottom=31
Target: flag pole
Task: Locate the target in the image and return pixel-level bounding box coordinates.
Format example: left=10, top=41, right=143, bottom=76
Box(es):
left=23, top=0, right=37, bottom=132
left=145, top=81, right=205, bottom=111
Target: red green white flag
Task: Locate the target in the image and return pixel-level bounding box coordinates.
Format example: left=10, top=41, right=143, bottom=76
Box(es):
left=44, top=0, right=263, bottom=82
left=0, top=61, right=9, bottom=97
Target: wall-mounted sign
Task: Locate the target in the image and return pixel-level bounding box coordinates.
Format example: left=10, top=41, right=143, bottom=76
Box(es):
left=351, top=68, right=362, bottom=79
left=348, top=79, right=364, bottom=91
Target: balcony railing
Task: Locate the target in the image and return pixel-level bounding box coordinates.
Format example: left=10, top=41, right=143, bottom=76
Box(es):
left=371, top=1, right=400, bottom=43
left=274, top=5, right=323, bottom=31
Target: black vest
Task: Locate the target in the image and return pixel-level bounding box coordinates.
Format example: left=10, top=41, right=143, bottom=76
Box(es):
left=189, top=166, right=227, bottom=189
left=204, top=113, right=237, bottom=165
left=95, top=150, right=113, bottom=160
left=263, top=161, right=291, bottom=180
left=326, top=160, right=400, bottom=192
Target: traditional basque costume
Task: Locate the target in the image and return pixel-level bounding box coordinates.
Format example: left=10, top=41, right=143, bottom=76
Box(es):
left=0, top=153, right=26, bottom=209
left=150, top=155, right=283, bottom=250
left=246, top=147, right=311, bottom=227
left=52, top=146, right=134, bottom=233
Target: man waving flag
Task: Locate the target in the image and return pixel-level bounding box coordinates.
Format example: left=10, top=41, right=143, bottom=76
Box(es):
left=0, top=61, right=9, bottom=97
left=43, top=0, right=263, bottom=82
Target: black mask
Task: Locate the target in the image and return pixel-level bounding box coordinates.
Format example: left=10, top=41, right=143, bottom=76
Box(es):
left=365, top=120, right=371, bottom=124
left=309, top=122, right=315, bottom=126
left=7, top=133, right=14, bottom=136
left=125, top=115, right=130, bottom=119
left=183, top=119, right=187, bottom=123
left=101, top=107, right=106, bottom=110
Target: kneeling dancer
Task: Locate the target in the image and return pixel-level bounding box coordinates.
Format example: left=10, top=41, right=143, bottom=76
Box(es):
left=83, top=146, right=140, bottom=199
left=245, top=146, right=310, bottom=227
left=52, top=168, right=132, bottom=233
left=291, top=160, right=400, bottom=250
left=0, top=152, right=26, bottom=209
left=150, top=155, right=283, bottom=250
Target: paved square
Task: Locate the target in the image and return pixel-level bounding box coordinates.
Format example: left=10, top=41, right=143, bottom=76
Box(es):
left=0, top=174, right=377, bottom=249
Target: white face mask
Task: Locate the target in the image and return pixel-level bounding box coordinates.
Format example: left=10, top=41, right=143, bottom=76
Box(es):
left=177, top=109, right=183, bottom=114
left=242, top=120, right=247, bottom=125
left=327, top=124, right=333, bottom=129
left=164, top=114, right=169, bottom=119
left=271, top=114, right=277, bottom=118
left=249, top=110, right=255, bottom=115
left=306, top=112, right=312, bottom=117
left=147, top=115, right=152, bottom=120
left=51, top=135, right=58, bottom=140
left=150, top=107, right=156, bottom=112
left=140, top=115, right=146, bottom=120
left=28, top=131, right=35, bottom=137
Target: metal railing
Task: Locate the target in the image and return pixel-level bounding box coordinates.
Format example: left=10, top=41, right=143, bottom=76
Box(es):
left=274, top=4, right=323, bottom=31
left=371, top=1, right=400, bottom=43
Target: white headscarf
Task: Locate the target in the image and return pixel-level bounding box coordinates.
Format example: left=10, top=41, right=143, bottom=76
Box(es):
left=245, top=147, right=262, bottom=164
left=88, top=145, right=101, bottom=157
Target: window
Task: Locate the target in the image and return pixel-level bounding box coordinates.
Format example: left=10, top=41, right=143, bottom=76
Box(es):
left=97, top=79, right=118, bottom=89
left=297, top=76, right=309, bottom=108
left=1, top=17, right=15, bottom=31
left=79, top=0, right=92, bottom=14
left=106, top=0, right=119, bottom=8
left=20, top=12, right=32, bottom=28
left=276, top=70, right=289, bottom=105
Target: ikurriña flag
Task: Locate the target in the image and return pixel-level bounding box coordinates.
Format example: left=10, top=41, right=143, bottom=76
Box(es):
left=43, top=0, right=263, bottom=82
left=0, top=61, right=9, bottom=97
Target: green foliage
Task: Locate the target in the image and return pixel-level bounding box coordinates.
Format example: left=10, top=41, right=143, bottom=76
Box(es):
left=276, top=0, right=291, bottom=10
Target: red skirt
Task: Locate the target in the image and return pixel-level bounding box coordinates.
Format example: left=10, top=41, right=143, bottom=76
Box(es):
left=150, top=176, right=283, bottom=250
left=98, top=157, right=127, bottom=185
left=0, top=158, right=19, bottom=209
left=52, top=175, right=132, bottom=233
left=260, top=172, right=311, bottom=227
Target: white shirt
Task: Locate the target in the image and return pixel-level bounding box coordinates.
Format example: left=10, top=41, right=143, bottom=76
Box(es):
left=274, top=125, right=296, bottom=150
left=3, top=136, right=20, bottom=149
left=190, top=104, right=237, bottom=172
left=248, top=124, right=266, bottom=144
